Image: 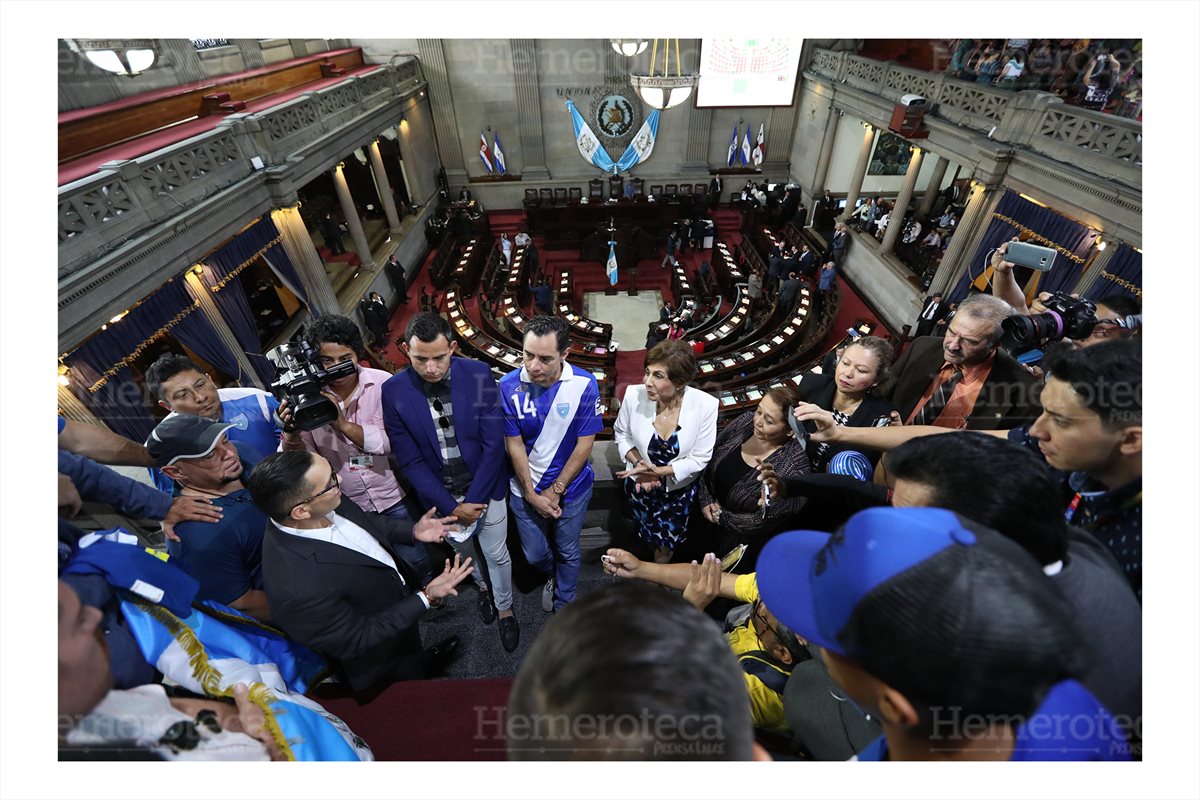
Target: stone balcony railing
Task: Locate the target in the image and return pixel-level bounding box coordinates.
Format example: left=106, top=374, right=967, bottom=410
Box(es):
left=58, top=57, right=424, bottom=279
left=808, top=48, right=1141, bottom=189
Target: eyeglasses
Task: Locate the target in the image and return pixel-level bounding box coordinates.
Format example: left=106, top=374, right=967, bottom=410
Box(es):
left=752, top=599, right=781, bottom=644
left=431, top=398, right=450, bottom=430
left=294, top=473, right=340, bottom=509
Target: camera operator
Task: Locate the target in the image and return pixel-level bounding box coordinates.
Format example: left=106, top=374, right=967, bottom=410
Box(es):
left=988, top=239, right=1140, bottom=349
left=277, top=314, right=433, bottom=584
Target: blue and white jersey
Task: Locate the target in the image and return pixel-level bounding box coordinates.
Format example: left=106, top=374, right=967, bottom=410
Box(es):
left=215, top=387, right=281, bottom=468
left=500, top=362, right=602, bottom=504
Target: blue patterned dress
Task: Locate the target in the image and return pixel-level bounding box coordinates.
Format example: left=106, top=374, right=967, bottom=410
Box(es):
left=625, top=429, right=697, bottom=551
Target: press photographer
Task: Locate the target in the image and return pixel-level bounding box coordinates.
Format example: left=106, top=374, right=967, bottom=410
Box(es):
left=275, top=314, right=434, bottom=584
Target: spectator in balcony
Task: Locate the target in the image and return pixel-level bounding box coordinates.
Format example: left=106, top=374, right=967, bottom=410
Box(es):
left=1078, top=50, right=1121, bottom=111
left=614, top=341, right=719, bottom=564
left=996, top=49, right=1026, bottom=88
left=920, top=228, right=943, bottom=252
left=874, top=207, right=891, bottom=241
left=948, top=38, right=976, bottom=78
left=972, top=41, right=1003, bottom=85
left=1026, top=40, right=1058, bottom=90
left=320, top=213, right=346, bottom=256
left=936, top=208, right=958, bottom=237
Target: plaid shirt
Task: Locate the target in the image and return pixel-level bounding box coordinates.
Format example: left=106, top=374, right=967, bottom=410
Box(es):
left=422, top=376, right=474, bottom=496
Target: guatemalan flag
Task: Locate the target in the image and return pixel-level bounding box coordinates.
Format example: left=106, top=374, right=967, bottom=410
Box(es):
left=493, top=132, right=507, bottom=175
left=606, top=240, right=619, bottom=285
left=566, top=100, right=616, bottom=172
left=726, top=124, right=739, bottom=167
left=752, top=123, right=766, bottom=167
left=479, top=132, right=494, bottom=174
left=615, top=109, right=660, bottom=172
left=740, top=125, right=753, bottom=166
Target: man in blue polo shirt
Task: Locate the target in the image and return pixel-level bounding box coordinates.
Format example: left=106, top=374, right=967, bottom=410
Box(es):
left=757, top=507, right=1130, bottom=761
left=147, top=414, right=271, bottom=622
left=501, top=316, right=602, bottom=613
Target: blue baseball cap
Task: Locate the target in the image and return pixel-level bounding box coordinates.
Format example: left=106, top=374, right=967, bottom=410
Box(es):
left=758, top=506, right=1083, bottom=716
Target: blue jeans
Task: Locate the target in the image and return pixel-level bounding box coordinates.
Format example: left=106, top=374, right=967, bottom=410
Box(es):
left=378, top=502, right=434, bottom=586
left=509, top=487, right=592, bottom=611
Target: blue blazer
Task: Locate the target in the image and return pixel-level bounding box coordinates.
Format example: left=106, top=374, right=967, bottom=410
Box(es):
left=381, top=357, right=508, bottom=515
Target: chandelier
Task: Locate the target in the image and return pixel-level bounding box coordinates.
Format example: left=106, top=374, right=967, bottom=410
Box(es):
left=628, top=39, right=697, bottom=110
left=610, top=39, right=649, bottom=57
left=65, top=39, right=158, bottom=77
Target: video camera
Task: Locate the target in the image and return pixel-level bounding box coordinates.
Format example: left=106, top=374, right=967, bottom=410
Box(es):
left=999, top=292, right=1098, bottom=354
left=265, top=340, right=356, bottom=431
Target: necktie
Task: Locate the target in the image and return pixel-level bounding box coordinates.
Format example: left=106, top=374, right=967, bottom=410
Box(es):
left=922, top=302, right=938, bottom=320
left=916, top=367, right=963, bottom=426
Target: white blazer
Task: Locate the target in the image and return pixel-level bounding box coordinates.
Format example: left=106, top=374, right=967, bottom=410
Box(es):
left=613, top=384, right=719, bottom=492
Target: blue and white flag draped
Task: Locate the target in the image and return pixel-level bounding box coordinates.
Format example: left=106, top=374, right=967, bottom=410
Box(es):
left=493, top=132, right=507, bottom=175
left=566, top=100, right=616, bottom=172
left=615, top=109, right=661, bottom=172
left=726, top=124, right=739, bottom=167
left=122, top=598, right=373, bottom=761
left=606, top=240, right=619, bottom=285
left=740, top=126, right=753, bottom=166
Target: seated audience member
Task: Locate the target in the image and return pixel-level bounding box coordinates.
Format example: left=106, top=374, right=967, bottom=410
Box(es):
left=881, top=432, right=1142, bottom=752
left=147, top=415, right=270, bottom=620
left=506, top=582, right=766, bottom=761
left=278, top=314, right=433, bottom=584
left=796, top=336, right=896, bottom=474
left=146, top=354, right=282, bottom=470
left=601, top=550, right=878, bottom=754
left=614, top=341, right=719, bottom=564
left=888, top=294, right=1039, bottom=429
left=247, top=451, right=469, bottom=697
left=383, top=313, right=520, bottom=652
left=696, top=387, right=810, bottom=567
left=758, top=507, right=1130, bottom=761
left=795, top=338, right=1143, bottom=600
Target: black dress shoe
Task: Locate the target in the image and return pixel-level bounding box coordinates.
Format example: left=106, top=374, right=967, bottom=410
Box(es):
left=477, top=587, right=497, bottom=624
left=422, top=635, right=460, bottom=675
left=498, top=615, right=520, bottom=653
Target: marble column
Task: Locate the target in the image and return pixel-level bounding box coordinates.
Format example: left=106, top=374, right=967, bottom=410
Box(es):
left=159, top=40, right=207, bottom=85
left=288, top=39, right=309, bottom=58
left=510, top=39, right=550, bottom=180
left=58, top=383, right=105, bottom=426
left=417, top=39, right=467, bottom=184
left=810, top=106, right=842, bottom=197
left=1072, top=238, right=1122, bottom=296
left=918, top=155, right=950, bottom=216
left=367, top=140, right=402, bottom=232
left=843, top=123, right=876, bottom=220
left=270, top=206, right=341, bottom=314
left=761, top=104, right=799, bottom=178
left=681, top=106, right=714, bottom=177
left=880, top=147, right=926, bottom=255
left=928, top=182, right=1002, bottom=296
left=230, top=39, right=266, bottom=69
left=332, top=164, right=376, bottom=270
left=184, top=271, right=268, bottom=390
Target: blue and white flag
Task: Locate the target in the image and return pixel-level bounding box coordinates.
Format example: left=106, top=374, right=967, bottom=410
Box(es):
left=606, top=240, right=619, bottom=285
left=615, top=109, right=660, bottom=172
left=493, top=132, right=507, bottom=175
left=122, top=598, right=373, bottom=761
left=741, top=126, right=753, bottom=166
left=479, top=132, right=494, bottom=174
left=726, top=124, right=739, bottom=167
left=566, top=100, right=616, bottom=172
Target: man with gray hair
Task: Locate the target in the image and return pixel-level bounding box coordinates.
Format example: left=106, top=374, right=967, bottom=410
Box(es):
left=887, top=293, right=1039, bottom=429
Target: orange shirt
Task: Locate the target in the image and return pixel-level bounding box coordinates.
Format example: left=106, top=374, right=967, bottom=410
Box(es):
left=905, top=353, right=996, bottom=429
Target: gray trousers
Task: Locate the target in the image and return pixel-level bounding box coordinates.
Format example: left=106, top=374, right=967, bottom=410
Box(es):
left=446, top=495, right=514, bottom=611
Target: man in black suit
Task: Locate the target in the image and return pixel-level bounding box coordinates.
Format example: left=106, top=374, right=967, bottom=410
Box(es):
left=888, top=294, right=1039, bottom=430
left=797, top=242, right=816, bottom=278
left=458, top=187, right=473, bottom=202
left=914, top=292, right=949, bottom=338
left=247, top=451, right=472, bottom=697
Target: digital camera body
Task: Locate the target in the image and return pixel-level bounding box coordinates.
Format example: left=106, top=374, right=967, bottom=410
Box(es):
left=266, top=340, right=357, bottom=431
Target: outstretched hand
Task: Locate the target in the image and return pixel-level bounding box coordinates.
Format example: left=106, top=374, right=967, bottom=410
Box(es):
left=681, top=553, right=722, bottom=610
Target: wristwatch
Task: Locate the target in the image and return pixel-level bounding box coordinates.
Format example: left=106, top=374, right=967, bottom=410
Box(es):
left=550, top=481, right=567, bottom=495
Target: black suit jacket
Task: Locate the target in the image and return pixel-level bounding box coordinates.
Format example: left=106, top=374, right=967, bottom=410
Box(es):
left=262, top=497, right=427, bottom=693
left=887, top=336, right=1039, bottom=430
left=914, top=296, right=949, bottom=335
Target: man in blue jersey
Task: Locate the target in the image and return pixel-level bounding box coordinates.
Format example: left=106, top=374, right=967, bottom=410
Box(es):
left=146, top=354, right=283, bottom=471
left=500, top=316, right=603, bottom=613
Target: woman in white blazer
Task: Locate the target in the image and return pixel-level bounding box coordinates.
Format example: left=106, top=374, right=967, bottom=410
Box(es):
left=614, top=340, right=719, bottom=563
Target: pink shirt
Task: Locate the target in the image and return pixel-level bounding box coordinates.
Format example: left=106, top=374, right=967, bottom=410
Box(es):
left=288, top=366, right=405, bottom=513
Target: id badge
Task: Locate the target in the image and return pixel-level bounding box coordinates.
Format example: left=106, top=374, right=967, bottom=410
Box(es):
left=348, top=455, right=374, bottom=471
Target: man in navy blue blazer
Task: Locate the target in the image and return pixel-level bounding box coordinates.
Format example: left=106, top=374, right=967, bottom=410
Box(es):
left=381, top=313, right=520, bottom=652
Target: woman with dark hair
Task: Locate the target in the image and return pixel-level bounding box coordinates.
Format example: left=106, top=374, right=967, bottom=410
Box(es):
left=614, top=340, right=719, bottom=563
left=795, top=336, right=897, bottom=475
left=696, top=386, right=810, bottom=565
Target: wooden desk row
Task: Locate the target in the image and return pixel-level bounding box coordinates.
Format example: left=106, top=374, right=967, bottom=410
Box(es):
left=554, top=270, right=615, bottom=344
left=526, top=197, right=701, bottom=250
left=694, top=283, right=815, bottom=385
left=712, top=241, right=748, bottom=303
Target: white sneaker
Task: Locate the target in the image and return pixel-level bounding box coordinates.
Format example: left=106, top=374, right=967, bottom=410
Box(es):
left=541, top=578, right=555, bottom=613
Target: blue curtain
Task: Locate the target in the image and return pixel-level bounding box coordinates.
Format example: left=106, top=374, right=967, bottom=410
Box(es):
left=949, top=191, right=1098, bottom=303
left=62, top=275, right=231, bottom=442
left=254, top=216, right=310, bottom=307
left=1083, top=244, right=1142, bottom=302
left=196, top=219, right=283, bottom=384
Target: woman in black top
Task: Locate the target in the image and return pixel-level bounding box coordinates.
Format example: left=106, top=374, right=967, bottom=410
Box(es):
left=796, top=336, right=897, bottom=473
